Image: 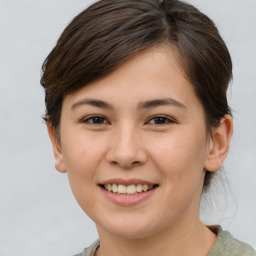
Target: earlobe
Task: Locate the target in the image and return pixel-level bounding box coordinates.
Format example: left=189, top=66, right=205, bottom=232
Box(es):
left=204, top=115, right=233, bottom=172
left=47, top=123, right=67, bottom=173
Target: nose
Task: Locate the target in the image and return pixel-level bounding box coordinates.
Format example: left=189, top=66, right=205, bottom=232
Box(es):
left=106, top=125, right=147, bottom=169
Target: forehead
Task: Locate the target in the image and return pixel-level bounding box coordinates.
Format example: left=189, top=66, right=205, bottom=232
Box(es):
left=62, top=45, right=204, bottom=118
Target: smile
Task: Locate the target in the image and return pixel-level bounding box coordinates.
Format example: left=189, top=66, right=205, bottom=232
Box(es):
left=98, top=179, right=159, bottom=206
left=101, top=184, right=157, bottom=195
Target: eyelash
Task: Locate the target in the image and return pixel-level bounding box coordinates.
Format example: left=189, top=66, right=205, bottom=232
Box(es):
left=146, top=115, right=175, bottom=125
left=81, top=115, right=110, bottom=125
left=81, top=115, right=175, bottom=126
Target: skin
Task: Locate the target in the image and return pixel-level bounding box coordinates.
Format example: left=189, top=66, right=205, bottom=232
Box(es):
left=48, top=45, right=233, bottom=256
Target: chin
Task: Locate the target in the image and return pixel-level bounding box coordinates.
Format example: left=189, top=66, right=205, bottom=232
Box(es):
left=96, top=217, right=158, bottom=239
left=105, top=227, right=153, bottom=240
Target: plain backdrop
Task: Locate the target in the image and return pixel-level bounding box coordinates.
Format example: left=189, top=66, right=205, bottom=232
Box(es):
left=0, top=0, right=255, bottom=255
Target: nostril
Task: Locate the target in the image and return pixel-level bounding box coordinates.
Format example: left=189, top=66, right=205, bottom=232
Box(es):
left=110, top=160, right=119, bottom=166
left=109, top=160, right=142, bottom=168
left=106, top=140, right=147, bottom=168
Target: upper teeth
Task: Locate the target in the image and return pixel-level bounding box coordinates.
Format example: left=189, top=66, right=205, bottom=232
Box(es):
left=104, top=184, right=154, bottom=194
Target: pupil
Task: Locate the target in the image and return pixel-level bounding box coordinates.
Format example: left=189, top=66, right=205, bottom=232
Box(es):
left=156, top=117, right=165, bottom=124
left=94, top=117, right=104, bottom=123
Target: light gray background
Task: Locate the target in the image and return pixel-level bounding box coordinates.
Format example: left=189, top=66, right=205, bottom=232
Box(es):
left=0, top=0, right=255, bottom=255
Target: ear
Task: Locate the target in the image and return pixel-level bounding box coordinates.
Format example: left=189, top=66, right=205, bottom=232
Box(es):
left=204, top=115, right=233, bottom=172
left=47, top=123, right=67, bottom=173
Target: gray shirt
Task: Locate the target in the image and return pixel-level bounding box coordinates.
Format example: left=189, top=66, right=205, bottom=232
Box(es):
left=74, top=228, right=256, bottom=256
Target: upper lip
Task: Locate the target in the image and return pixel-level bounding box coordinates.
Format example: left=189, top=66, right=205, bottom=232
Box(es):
left=99, top=178, right=157, bottom=186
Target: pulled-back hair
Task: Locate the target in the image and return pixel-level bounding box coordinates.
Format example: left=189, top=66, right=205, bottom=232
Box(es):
left=41, top=0, right=232, bottom=190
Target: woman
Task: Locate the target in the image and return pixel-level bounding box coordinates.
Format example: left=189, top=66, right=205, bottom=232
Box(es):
left=41, top=0, right=255, bottom=255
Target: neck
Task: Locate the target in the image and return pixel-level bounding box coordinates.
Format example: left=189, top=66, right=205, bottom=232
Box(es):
left=96, top=219, right=217, bottom=256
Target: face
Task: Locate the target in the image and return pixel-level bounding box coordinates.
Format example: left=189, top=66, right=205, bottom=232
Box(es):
left=50, top=45, right=221, bottom=240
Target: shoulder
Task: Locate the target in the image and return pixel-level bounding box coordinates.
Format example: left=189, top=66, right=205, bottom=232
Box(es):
left=73, top=240, right=100, bottom=256
left=208, top=227, right=256, bottom=256
left=73, top=230, right=256, bottom=256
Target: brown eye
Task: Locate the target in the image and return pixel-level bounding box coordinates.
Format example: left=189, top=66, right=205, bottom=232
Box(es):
left=147, top=116, right=175, bottom=125
left=82, top=115, right=109, bottom=125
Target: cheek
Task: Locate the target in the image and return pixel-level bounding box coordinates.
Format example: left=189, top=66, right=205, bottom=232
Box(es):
left=61, top=135, right=104, bottom=213
left=147, top=129, right=208, bottom=201
left=61, top=130, right=105, bottom=175
left=150, top=133, right=207, bottom=173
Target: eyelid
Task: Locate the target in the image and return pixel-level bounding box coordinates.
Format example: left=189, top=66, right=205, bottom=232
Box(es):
left=81, top=115, right=110, bottom=125
left=145, top=115, right=176, bottom=125
left=79, top=114, right=176, bottom=125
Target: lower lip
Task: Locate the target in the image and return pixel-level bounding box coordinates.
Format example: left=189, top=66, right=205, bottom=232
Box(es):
left=99, top=186, right=157, bottom=206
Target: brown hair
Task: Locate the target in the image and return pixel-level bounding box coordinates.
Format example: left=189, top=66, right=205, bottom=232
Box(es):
left=40, top=0, right=232, bottom=190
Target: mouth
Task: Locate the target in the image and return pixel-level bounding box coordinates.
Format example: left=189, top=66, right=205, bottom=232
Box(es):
left=99, top=183, right=159, bottom=195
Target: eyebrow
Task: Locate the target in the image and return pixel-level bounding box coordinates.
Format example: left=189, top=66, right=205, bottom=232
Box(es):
left=71, top=97, right=186, bottom=111
left=71, top=99, right=114, bottom=110
left=138, top=98, right=186, bottom=110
